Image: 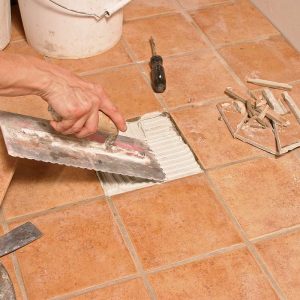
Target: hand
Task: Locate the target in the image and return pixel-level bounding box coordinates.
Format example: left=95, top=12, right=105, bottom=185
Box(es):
left=40, top=67, right=127, bottom=138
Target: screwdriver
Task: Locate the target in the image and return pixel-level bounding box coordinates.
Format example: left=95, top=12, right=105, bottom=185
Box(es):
left=149, top=37, right=166, bottom=93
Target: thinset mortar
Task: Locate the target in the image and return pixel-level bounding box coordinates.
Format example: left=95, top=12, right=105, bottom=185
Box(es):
left=98, top=112, right=203, bottom=196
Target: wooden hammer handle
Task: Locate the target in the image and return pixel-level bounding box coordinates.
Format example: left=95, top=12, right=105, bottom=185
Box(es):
left=48, top=106, right=118, bottom=136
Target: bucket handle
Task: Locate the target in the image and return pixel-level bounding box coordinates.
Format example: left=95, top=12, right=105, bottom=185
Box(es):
left=48, top=0, right=131, bottom=21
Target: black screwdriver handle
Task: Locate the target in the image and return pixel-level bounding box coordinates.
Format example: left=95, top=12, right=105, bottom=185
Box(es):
left=150, top=55, right=166, bottom=93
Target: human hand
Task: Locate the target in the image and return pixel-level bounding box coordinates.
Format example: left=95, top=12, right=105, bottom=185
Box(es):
left=40, top=66, right=126, bottom=138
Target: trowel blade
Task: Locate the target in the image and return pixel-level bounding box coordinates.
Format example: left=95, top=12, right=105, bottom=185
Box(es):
left=0, top=222, right=42, bottom=257
left=0, top=111, right=165, bottom=181
left=0, top=264, right=16, bottom=300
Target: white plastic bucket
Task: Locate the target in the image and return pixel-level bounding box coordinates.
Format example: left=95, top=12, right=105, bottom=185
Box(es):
left=18, top=0, right=131, bottom=58
left=0, top=0, right=11, bottom=50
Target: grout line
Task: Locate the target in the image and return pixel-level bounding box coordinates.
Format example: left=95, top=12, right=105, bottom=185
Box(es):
left=5, top=194, right=106, bottom=224
left=120, top=37, right=168, bottom=112
left=205, top=173, right=287, bottom=300
left=0, top=210, right=29, bottom=300
left=50, top=274, right=140, bottom=300
left=146, top=243, right=245, bottom=274
left=251, top=223, right=300, bottom=244
left=178, top=0, right=235, bottom=11
left=124, top=10, right=180, bottom=23
left=106, top=196, right=157, bottom=300
left=174, top=0, right=247, bottom=90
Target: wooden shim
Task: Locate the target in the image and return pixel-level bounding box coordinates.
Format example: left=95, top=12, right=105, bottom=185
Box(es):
left=247, top=78, right=292, bottom=91
left=262, top=88, right=288, bottom=115
left=282, top=92, right=300, bottom=124
left=224, top=88, right=288, bottom=126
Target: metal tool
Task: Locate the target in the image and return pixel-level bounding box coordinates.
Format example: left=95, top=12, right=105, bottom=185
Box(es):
left=149, top=37, right=166, bottom=93
left=0, top=111, right=165, bottom=181
left=0, top=222, right=42, bottom=299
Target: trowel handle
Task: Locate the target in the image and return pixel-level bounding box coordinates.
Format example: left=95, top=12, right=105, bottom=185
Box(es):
left=48, top=106, right=119, bottom=136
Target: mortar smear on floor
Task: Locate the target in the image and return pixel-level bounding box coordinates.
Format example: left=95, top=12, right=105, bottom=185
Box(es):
left=98, top=112, right=203, bottom=196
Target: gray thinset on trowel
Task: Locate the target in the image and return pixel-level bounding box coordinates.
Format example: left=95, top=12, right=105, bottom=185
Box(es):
left=98, top=112, right=203, bottom=196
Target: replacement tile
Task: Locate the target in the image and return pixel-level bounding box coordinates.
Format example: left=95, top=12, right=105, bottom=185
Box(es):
left=98, top=112, right=202, bottom=196
left=12, top=201, right=136, bottom=299
left=113, top=175, right=241, bottom=269
left=123, top=14, right=207, bottom=61
left=149, top=248, right=277, bottom=299
left=124, top=0, right=178, bottom=20
left=73, top=279, right=150, bottom=300
left=219, top=36, right=300, bottom=85
left=256, top=231, right=300, bottom=300
left=4, top=40, right=43, bottom=58
left=209, top=155, right=300, bottom=238
left=192, top=0, right=278, bottom=46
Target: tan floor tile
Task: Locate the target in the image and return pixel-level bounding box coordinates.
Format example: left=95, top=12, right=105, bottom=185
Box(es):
left=11, top=5, right=25, bottom=41
left=209, top=155, right=300, bottom=238
left=172, top=104, right=262, bottom=169
left=256, top=231, right=300, bottom=300
left=48, top=42, right=132, bottom=74
left=73, top=279, right=150, bottom=300
left=178, top=0, right=231, bottom=9
left=0, top=95, right=49, bottom=119
left=113, top=175, right=241, bottom=269
left=124, top=0, right=178, bottom=20
left=0, top=228, right=22, bottom=299
left=123, top=14, right=207, bottom=61
left=219, top=36, right=300, bottom=85
left=144, top=51, right=240, bottom=108
left=3, top=40, right=43, bottom=58
left=192, top=1, right=278, bottom=46
left=12, top=201, right=136, bottom=299
left=84, top=65, right=161, bottom=119
left=0, top=133, right=17, bottom=207
left=149, top=248, right=278, bottom=299
left=3, top=160, right=103, bottom=219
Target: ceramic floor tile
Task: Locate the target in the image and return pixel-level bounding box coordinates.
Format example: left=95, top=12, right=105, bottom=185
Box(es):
left=178, top=0, right=232, bottom=9
left=256, top=231, right=300, bottom=300
left=219, top=36, right=300, bottom=85
left=209, top=155, right=300, bottom=238
left=48, top=42, right=132, bottom=74
left=0, top=133, right=17, bottom=207
left=192, top=0, right=278, bottom=46
left=113, top=175, right=241, bottom=269
left=11, top=5, right=25, bottom=41
left=73, top=279, right=150, bottom=300
left=149, top=248, right=278, bottom=299
left=143, top=51, right=240, bottom=108
left=172, top=104, right=262, bottom=169
left=3, top=159, right=103, bottom=220
left=12, top=201, right=136, bottom=300
left=124, top=0, right=178, bottom=20
left=0, top=228, right=22, bottom=299
left=3, top=40, right=43, bottom=58
left=83, top=65, right=161, bottom=119
left=0, top=95, right=49, bottom=120
left=123, top=14, right=207, bottom=61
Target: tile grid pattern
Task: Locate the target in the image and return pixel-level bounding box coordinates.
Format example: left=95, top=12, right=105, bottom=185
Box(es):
left=1, top=1, right=300, bottom=298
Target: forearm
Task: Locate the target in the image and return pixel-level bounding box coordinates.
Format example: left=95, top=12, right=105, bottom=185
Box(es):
left=0, top=53, right=54, bottom=97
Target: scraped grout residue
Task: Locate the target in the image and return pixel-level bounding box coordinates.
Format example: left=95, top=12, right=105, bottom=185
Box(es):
left=98, top=112, right=203, bottom=196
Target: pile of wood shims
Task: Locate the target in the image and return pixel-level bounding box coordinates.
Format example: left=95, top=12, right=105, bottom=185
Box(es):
left=217, top=78, right=300, bottom=155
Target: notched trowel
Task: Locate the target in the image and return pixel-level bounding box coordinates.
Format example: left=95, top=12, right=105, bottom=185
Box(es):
left=0, top=110, right=165, bottom=181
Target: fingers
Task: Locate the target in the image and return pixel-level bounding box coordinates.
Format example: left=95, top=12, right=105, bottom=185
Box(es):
left=50, top=119, right=76, bottom=133
left=75, top=112, right=99, bottom=138
left=96, top=87, right=127, bottom=132
left=62, top=115, right=89, bottom=135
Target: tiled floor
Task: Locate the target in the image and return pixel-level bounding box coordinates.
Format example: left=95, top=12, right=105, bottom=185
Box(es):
left=0, top=0, right=300, bottom=299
